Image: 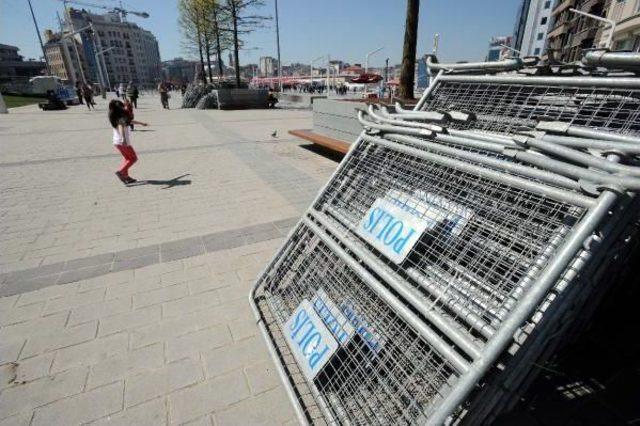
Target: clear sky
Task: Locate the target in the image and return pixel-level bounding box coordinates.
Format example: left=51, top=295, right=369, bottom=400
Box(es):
left=1, top=0, right=520, bottom=67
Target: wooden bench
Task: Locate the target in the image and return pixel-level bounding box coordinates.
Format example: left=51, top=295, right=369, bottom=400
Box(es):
left=288, top=129, right=351, bottom=154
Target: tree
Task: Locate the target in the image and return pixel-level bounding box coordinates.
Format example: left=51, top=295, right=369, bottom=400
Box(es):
left=224, top=0, right=269, bottom=87
left=399, top=0, right=420, bottom=99
left=178, top=0, right=207, bottom=84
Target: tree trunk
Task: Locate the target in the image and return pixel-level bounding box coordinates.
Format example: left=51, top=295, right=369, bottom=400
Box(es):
left=399, top=0, right=419, bottom=100
left=212, top=8, right=224, bottom=77
left=204, top=30, right=213, bottom=82
left=196, top=21, right=207, bottom=84
left=230, top=1, right=241, bottom=87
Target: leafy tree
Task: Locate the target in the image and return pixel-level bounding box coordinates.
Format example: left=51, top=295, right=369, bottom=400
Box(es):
left=224, top=0, right=270, bottom=87
left=178, top=0, right=207, bottom=84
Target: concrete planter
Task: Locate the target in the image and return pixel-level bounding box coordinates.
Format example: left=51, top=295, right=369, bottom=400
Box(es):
left=312, top=99, right=367, bottom=143
left=212, top=88, right=269, bottom=110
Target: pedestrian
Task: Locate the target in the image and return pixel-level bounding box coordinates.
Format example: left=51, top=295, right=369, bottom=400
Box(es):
left=75, top=82, right=84, bottom=105
left=83, top=83, right=94, bottom=110
left=109, top=99, right=148, bottom=185
left=158, top=81, right=169, bottom=109
left=126, top=82, right=138, bottom=108
left=123, top=98, right=135, bottom=131
left=181, top=83, right=187, bottom=96
left=118, top=82, right=126, bottom=100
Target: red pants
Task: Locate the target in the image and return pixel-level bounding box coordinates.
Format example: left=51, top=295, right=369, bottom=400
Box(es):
left=115, top=144, right=137, bottom=176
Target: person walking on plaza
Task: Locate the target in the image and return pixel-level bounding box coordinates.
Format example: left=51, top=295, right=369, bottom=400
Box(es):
left=109, top=99, right=148, bottom=185
left=83, top=83, right=95, bottom=110
left=126, top=82, right=139, bottom=108
left=75, top=81, right=84, bottom=105
left=118, top=82, right=126, bottom=100
left=158, top=81, right=169, bottom=109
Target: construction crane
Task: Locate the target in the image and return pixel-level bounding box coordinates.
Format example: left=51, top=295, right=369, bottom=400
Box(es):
left=56, top=0, right=149, bottom=21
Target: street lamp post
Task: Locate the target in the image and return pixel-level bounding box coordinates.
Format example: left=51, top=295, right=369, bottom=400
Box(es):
left=311, top=54, right=325, bottom=86
left=364, top=46, right=384, bottom=74
left=274, top=0, right=283, bottom=92
left=27, top=0, right=51, bottom=75
left=570, top=8, right=616, bottom=49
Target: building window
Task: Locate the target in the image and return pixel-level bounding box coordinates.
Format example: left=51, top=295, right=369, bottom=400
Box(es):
left=537, top=32, right=544, bottom=40
left=534, top=47, right=541, bottom=55
left=544, top=0, right=551, bottom=8
left=541, top=17, right=548, bottom=25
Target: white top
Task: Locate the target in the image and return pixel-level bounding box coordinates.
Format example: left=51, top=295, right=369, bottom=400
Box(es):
left=112, top=124, right=131, bottom=145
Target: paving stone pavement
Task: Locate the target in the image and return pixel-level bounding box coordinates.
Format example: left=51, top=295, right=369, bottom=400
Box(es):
left=0, top=94, right=342, bottom=424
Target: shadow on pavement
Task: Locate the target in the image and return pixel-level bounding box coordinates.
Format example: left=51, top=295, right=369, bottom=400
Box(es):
left=128, top=173, right=191, bottom=189
left=299, top=143, right=344, bottom=163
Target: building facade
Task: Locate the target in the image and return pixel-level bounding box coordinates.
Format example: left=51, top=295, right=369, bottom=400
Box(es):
left=513, top=0, right=557, bottom=57
left=259, top=56, right=278, bottom=77
left=546, top=0, right=607, bottom=62
left=43, top=30, right=86, bottom=83
left=162, top=57, right=197, bottom=83
left=487, top=36, right=513, bottom=61
left=44, top=7, right=161, bottom=88
left=0, top=44, right=45, bottom=82
left=599, top=0, right=640, bottom=50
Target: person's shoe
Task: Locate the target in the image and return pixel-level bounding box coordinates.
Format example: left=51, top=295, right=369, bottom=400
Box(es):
left=125, top=176, right=137, bottom=184
left=115, top=171, right=128, bottom=184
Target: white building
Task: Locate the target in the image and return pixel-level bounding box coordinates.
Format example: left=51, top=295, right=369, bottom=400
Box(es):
left=62, top=7, right=161, bottom=87
left=259, top=56, right=277, bottom=77
left=512, top=0, right=557, bottom=57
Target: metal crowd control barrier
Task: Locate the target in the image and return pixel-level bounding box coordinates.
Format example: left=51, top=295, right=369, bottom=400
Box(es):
left=250, top=71, right=640, bottom=425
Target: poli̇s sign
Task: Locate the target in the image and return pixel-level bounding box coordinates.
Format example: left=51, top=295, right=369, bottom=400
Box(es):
left=312, top=289, right=355, bottom=346
left=284, top=299, right=339, bottom=380
left=357, top=190, right=473, bottom=264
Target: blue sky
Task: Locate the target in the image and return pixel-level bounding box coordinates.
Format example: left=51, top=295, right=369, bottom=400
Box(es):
left=1, top=0, right=520, bottom=66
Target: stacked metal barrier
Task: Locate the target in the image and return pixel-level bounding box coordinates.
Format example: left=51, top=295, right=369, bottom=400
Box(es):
left=250, top=66, right=640, bottom=425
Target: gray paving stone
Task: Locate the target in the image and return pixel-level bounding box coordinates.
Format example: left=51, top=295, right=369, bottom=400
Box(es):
left=88, top=344, right=164, bottom=389
left=2, top=262, right=66, bottom=282
left=0, top=368, right=87, bottom=418
left=65, top=253, right=115, bottom=271
left=91, top=397, right=167, bottom=426
left=0, top=341, right=24, bottom=366
left=124, top=357, right=203, bottom=408
left=98, top=306, right=161, bottom=337
left=213, top=387, right=296, bottom=426
left=244, top=360, right=280, bottom=396
left=51, top=333, right=128, bottom=373
left=67, top=297, right=131, bottom=327
left=203, top=336, right=270, bottom=379
left=111, top=254, right=159, bottom=273
left=12, top=352, right=55, bottom=384
left=0, top=302, right=44, bottom=327
left=132, top=283, right=188, bottom=309
left=31, top=380, right=124, bottom=426
left=168, top=369, right=251, bottom=425
left=58, top=264, right=112, bottom=286
left=43, top=287, right=105, bottom=315
left=162, top=290, right=221, bottom=318
left=0, top=312, right=68, bottom=343
left=21, top=321, right=97, bottom=359
left=0, top=274, right=61, bottom=298
left=113, top=245, right=160, bottom=262
left=165, top=325, right=231, bottom=362
left=130, top=313, right=198, bottom=349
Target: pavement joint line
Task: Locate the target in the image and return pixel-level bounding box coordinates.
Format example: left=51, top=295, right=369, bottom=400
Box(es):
left=0, top=138, right=302, bottom=169
left=0, top=216, right=299, bottom=298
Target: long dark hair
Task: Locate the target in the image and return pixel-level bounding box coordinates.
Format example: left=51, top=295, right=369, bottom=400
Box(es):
left=108, top=99, right=126, bottom=128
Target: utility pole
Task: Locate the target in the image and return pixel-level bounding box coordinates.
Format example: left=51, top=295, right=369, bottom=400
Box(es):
left=274, top=0, right=283, bottom=92
left=27, top=0, right=51, bottom=75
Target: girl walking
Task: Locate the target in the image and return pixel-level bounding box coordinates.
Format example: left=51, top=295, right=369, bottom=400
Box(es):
left=108, top=100, right=148, bottom=185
